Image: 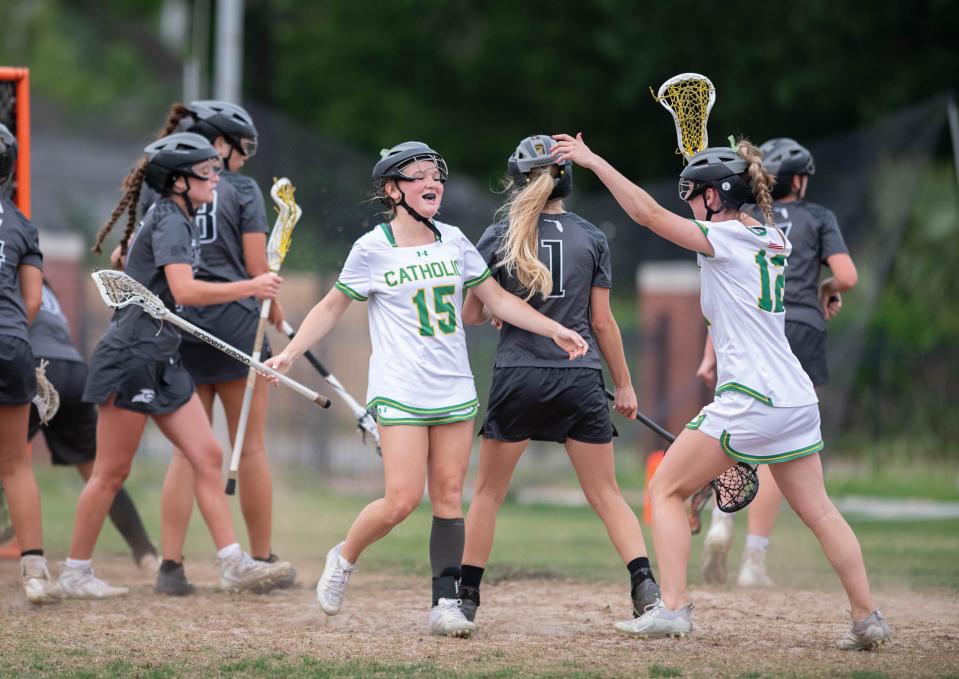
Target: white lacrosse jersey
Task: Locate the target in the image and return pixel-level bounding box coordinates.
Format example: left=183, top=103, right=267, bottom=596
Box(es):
left=335, top=221, right=491, bottom=416
left=695, top=219, right=818, bottom=408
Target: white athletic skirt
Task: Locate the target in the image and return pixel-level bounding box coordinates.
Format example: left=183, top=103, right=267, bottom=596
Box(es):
left=685, top=391, right=823, bottom=464
left=373, top=401, right=479, bottom=427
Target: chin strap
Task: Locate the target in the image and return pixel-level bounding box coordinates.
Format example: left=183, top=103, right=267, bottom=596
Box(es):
left=701, top=194, right=718, bottom=222
left=176, top=178, right=197, bottom=217
left=396, top=187, right=441, bottom=240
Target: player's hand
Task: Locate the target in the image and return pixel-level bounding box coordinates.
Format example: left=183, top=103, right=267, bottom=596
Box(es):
left=490, top=314, right=503, bottom=330
left=613, top=384, right=638, bottom=420
left=820, top=282, right=842, bottom=320
left=551, top=325, right=589, bottom=360
left=696, top=354, right=717, bottom=390
left=250, top=272, right=283, bottom=301
left=268, top=298, right=286, bottom=331
left=262, top=352, right=294, bottom=386
left=550, top=132, right=597, bottom=170
left=110, top=245, right=126, bottom=270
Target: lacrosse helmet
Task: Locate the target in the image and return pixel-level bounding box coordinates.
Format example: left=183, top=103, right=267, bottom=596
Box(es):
left=186, top=100, right=258, bottom=159
left=372, top=141, right=448, bottom=228
left=143, top=132, right=222, bottom=195
left=0, top=123, right=17, bottom=184
left=678, top=147, right=752, bottom=219
left=760, top=137, right=815, bottom=199
left=507, top=134, right=572, bottom=200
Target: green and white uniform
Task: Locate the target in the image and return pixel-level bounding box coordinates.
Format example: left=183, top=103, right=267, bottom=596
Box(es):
left=335, top=221, right=491, bottom=426
left=686, top=219, right=823, bottom=464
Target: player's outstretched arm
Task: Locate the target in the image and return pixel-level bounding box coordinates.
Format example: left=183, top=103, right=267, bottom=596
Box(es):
left=471, top=278, right=587, bottom=359
left=265, top=287, right=353, bottom=373
left=551, top=133, right=713, bottom=257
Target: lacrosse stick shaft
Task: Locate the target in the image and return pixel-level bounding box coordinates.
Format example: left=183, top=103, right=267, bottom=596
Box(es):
left=605, top=389, right=675, bottom=444
left=225, top=299, right=272, bottom=494
left=281, top=320, right=366, bottom=418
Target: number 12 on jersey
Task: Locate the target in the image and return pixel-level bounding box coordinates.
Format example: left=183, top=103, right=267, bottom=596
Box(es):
left=412, top=285, right=457, bottom=336
left=755, top=249, right=786, bottom=313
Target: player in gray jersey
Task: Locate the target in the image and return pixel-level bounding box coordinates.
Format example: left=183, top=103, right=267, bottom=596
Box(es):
left=27, top=281, right=159, bottom=571
left=58, top=132, right=290, bottom=600
left=698, top=138, right=860, bottom=589
left=458, top=135, right=658, bottom=626
left=141, top=101, right=293, bottom=595
left=0, top=123, right=61, bottom=604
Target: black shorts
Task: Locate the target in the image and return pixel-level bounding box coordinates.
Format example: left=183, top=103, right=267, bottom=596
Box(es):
left=84, top=343, right=195, bottom=415
left=785, top=321, right=828, bottom=387
left=481, top=366, right=617, bottom=444
left=180, top=302, right=271, bottom=384
left=0, top=335, right=35, bottom=405
left=29, top=360, right=97, bottom=465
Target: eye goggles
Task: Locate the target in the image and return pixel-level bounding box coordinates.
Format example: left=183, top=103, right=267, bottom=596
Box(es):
left=237, top=136, right=258, bottom=158
left=190, top=156, right=224, bottom=180
left=395, top=154, right=449, bottom=183
left=678, top=177, right=708, bottom=202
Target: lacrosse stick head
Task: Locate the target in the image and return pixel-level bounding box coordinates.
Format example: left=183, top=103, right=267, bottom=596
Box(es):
left=712, top=462, right=759, bottom=513
left=32, top=359, right=60, bottom=426
left=90, top=270, right=167, bottom=320
left=651, top=73, right=716, bottom=161
left=267, top=177, right=301, bottom=272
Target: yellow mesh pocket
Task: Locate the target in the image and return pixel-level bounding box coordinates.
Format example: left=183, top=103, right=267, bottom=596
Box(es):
left=651, top=73, right=716, bottom=161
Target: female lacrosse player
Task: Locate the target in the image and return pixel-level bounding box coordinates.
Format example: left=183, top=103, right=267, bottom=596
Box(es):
left=57, top=132, right=291, bottom=599
left=28, top=280, right=159, bottom=571
left=142, top=101, right=293, bottom=596
left=457, top=134, right=658, bottom=626
left=265, top=141, right=588, bottom=638
left=551, top=132, right=890, bottom=650
left=0, top=123, right=61, bottom=604
left=698, top=138, right=860, bottom=589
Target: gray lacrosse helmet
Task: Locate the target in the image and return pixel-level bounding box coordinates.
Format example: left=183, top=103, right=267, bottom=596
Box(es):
left=678, top=147, right=752, bottom=211
left=371, top=141, right=448, bottom=187
left=144, top=132, right=222, bottom=192
left=760, top=137, right=815, bottom=199
left=507, top=134, right=572, bottom=200
left=0, top=123, right=17, bottom=184
left=186, top=100, right=258, bottom=158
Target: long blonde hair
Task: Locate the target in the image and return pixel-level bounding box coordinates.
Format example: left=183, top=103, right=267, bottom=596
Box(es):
left=735, top=138, right=776, bottom=227
left=495, top=168, right=556, bottom=300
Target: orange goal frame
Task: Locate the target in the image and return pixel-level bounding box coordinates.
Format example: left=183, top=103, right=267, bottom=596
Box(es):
left=0, top=67, right=31, bottom=218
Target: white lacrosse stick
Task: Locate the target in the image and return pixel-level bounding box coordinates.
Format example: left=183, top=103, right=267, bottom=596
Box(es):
left=89, top=270, right=331, bottom=417
left=650, top=73, right=716, bottom=161
left=32, top=359, right=60, bottom=425
left=226, top=178, right=303, bottom=495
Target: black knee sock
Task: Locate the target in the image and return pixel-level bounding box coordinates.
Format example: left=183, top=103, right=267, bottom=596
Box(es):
left=460, top=564, right=485, bottom=590
left=108, top=487, right=157, bottom=561
left=429, top=516, right=464, bottom=578
left=627, top=556, right=655, bottom=583
left=20, top=549, right=43, bottom=558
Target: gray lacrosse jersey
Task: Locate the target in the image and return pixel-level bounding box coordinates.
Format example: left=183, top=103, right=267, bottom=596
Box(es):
left=0, top=196, right=43, bottom=342
left=476, top=212, right=610, bottom=369
left=96, top=198, right=200, bottom=359
left=750, top=200, right=848, bottom=331
left=28, top=283, right=84, bottom=363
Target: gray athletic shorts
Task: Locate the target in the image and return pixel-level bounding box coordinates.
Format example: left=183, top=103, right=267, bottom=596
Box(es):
left=83, top=342, right=195, bottom=415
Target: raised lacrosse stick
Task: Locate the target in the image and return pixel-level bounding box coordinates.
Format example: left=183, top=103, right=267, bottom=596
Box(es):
left=650, top=73, right=716, bottom=161
left=226, top=178, right=303, bottom=494
left=281, top=320, right=381, bottom=456
left=32, top=359, right=60, bottom=425
left=604, top=389, right=757, bottom=526
left=89, top=270, right=331, bottom=414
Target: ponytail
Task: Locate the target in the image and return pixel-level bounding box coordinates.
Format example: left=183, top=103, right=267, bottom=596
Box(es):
left=736, top=138, right=776, bottom=227
left=495, top=169, right=555, bottom=300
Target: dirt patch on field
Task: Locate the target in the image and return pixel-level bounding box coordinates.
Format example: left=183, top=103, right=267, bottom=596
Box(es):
left=1, top=557, right=957, bottom=677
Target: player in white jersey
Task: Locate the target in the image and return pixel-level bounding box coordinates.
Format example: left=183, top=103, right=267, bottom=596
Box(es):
left=266, top=142, right=587, bottom=638
left=550, top=133, right=890, bottom=650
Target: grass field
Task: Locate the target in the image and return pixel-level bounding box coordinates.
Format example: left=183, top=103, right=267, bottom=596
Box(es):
left=2, top=462, right=958, bottom=677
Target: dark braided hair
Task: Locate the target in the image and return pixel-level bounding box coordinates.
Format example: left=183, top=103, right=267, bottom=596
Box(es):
left=92, top=102, right=193, bottom=255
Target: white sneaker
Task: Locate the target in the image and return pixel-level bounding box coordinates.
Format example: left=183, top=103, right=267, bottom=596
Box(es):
left=615, top=600, right=694, bottom=638
left=838, top=610, right=892, bottom=651
left=316, top=542, right=356, bottom=615
left=737, top=546, right=773, bottom=587
left=430, top=598, right=476, bottom=638
left=137, top=553, right=161, bottom=574
left=701, top=513, right=734, bottom=585
left=217, top=550, right=291, bottom=592
left=58, top=562, right=129, bottom=599
left=21, top=556, right=62, bottom=605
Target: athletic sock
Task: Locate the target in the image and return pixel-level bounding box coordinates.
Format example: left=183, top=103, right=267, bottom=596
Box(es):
left=432, top=566, right=461, bottom=606
left=217, top=543, right=242, bottom=560
left=460, top=564, right=485, bottom=590
left=627, top=556, right=655, bottom=583
left=107, top=487, right=157, bottom=562
left=745, top=534, right=770, bottom=551
left=65, top=558, right=91, bottom=570
left=20, top=549, right=43, bottom=558
left=429, top=516, right=465, bottom=578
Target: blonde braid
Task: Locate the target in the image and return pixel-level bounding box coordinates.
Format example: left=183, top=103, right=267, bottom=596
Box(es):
left=737, top=138, right=776, bottom=227
left=495, top=169, right=555, bottom=300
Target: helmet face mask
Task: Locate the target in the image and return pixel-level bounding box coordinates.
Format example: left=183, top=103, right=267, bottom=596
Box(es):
left=392, top=154, right=449, bottom=184
left=678, top=177, right=708, bottom=202
left=144, top=132, right=221, bottom=192
left=187, top=100, right=258, bottom=158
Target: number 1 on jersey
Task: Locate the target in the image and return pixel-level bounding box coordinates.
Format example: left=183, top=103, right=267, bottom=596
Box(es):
left=755, top=249, right=786, bottom=313
left=412, top=285, right=457, bottom=336
left=540, top=239, right=566, bottom=298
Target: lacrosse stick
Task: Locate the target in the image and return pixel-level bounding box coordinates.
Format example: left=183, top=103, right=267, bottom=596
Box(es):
left=604, top=390, right=757, bottom=523
left=90, top=270, right=331, bottom=413
left=650, top=73, right=716, bottom=161
left=281, top=320, right=381, bottom=456
left=226, top=178, right=303, bottom=494
left=32, top=359, right=60, bottom=425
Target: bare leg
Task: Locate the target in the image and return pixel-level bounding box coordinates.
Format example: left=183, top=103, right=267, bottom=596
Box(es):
left=0, top=404, right=44, bottom=552
left=462, top=438, right=527, bottom=568
left=76, top=462, right=156, bottom=562
left=747, top=464, right=782, bottom=537
left=340, top=424, right=429, bottom=564
left=768, top=454, right=875, bottom=619
left=566, top=439, right=648, bottom=563
left=425, top=421, right=473, bottom=518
